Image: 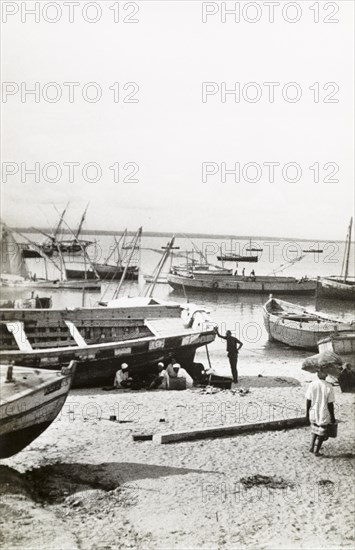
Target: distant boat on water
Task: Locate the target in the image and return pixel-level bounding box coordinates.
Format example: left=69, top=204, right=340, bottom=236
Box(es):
left=217, top=254, right=258, bottom=262
left=263, top=297, right=355, bottom=350
left=21, top=203, right=93, bottom=258
left=0, top=223, right=101, bottom=292
left=167, top=271, right=316, bottom=295
left=245, top=238, right=263, bottom=252
left=0, top=362, right=75, bottom=458
left=317, top=218, right=354, bottom=301
left=92, top=228, right=140, bottom=281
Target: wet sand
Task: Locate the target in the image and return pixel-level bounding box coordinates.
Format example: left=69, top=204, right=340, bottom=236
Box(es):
left=1, top=354, right=354, bottom=549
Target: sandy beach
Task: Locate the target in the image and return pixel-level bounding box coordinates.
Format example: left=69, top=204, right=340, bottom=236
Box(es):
left=1, top=350, right=354, bottom=550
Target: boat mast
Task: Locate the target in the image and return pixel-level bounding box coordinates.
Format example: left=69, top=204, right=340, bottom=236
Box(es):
left=53, top=201, right=70, bottom=240
left=112, top=227, right=142, bottom=299
left=104, top=230, right=126, bottom=265
left=343, top=217, right=353, bottom=282
left=60, top=217, right=99, bottom=279
left=144, top=236, right=176, bottom=298
left=74, top=202, right=89, bottom=241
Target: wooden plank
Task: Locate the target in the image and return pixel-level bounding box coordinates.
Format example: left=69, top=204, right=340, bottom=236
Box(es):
left=5, top=322, right=33, bottom=352
left=152, top=416, right=308, bottom=444
left=65, top=321, right=88, bottom=347
left=133, top=434, right=153, bottom=441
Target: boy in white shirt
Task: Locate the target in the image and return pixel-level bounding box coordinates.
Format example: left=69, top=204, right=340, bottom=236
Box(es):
left=306, top=368, right=336, bottom=456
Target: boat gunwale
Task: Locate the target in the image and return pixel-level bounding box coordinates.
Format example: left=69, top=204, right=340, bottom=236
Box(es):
left=0, top=367, right=72, bottom=406
left=0, top=328, right=216, bottom=358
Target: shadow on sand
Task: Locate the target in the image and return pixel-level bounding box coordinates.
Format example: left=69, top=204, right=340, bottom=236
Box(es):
left=0, top=461, right=219, bottom=503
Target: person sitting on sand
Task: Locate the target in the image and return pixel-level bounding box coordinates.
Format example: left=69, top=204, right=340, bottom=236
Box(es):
left=306, top=368, right=336, bottom=456
left=114, top=363, right=132, bottom=389
left=149, top=362, right=169, bottom=390
left=166, top=357, right=177, bottom=377
left=250, top=269, right=256, bottom=281
left=214, top=327, right=243, bottom=383
left=170, top=363, right=194, bottom=388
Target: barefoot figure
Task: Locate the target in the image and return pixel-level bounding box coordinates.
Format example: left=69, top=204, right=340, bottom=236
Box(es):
left=215, top=327, right=243, bottom=383
left=306, top=368, right=336, bottom=456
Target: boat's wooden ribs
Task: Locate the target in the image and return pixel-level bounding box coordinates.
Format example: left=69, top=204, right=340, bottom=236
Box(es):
left=0, top=314, right=156, bottom=351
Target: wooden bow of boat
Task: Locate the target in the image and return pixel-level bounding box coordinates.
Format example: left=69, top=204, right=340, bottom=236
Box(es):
left=0, top=361, right=76, bottom=458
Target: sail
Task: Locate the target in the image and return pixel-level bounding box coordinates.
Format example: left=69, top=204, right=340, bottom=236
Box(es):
left=0, top=223, right=28, bottom=279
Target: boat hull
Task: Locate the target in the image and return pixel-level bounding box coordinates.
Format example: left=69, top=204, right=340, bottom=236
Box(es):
left=0, top=303, right=216, bottom=387
left=318, top=332, right=355, bottom=368
left=217, top=255, right=258, bottom=262
left=94, top=264, right=139, bottom=281
left=167, top=273, right=316, bottom=295
left=263, top=297, right=355, bottom=350
left=0, top=365, right=74, bottom=458
left=318, top=278, right=355, bottom=301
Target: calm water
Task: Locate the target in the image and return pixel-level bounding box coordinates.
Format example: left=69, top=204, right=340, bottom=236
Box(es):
left=2, top=233, right=354, bottom=376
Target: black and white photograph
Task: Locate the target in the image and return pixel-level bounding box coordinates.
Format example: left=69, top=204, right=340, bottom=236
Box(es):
left=0, top=1, right=354, bottom=548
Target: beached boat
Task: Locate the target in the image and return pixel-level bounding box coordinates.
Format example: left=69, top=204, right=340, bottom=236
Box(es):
left=263, top=297, right=355, bottom=350
left=0, top=298, right=216, bottom=388
left=0, top=362, right=75, bottom=458
left=167, top=272, right=316, bottom=295
left=317, top=276, right=355, bottom=301
left=318, top=218, right=354, bottom=301
left=318, top=332, right=355, bottom=369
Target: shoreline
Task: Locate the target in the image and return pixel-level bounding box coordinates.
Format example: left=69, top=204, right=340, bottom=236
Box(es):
left=1, top=357, right=354, bottom=549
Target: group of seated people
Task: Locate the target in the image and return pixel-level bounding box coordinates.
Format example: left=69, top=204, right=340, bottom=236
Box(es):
left=113, top=359, right=207, bottom=390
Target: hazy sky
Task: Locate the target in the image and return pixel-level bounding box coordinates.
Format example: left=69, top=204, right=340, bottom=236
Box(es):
left=1, top=1, right=354, bottom=239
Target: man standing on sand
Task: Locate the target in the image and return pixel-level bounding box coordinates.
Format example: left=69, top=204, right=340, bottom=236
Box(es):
left=215, top=328, right=243, bottom=383
left=306, top=368, right=336, bottom=456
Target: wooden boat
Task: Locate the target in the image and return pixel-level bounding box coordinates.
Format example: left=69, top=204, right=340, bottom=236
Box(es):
left=172, top=263, right=233, bottom=278
left=65, top=266, right=99, bottom=280
left=245, top=238, right=263, bottom=252
left=0, top=298, right=216, bottom=388
left=1, top=223, right=101, bottom=292
left=21, top=243, right=54, bottom=258
left=92, top=228, right=140, bottom=281
left=143, top=274, right=168, bottom=284
left=317, top=276, right=355, bottom=301
left=0, top=362, right=75, bottom=458
left=263, top=297, right=355, bottom=350
left=93, top=264, right=138, bottom=281
left=217, top=254, right=258, bottom=262
left=318, top=218, right=354, bottom=301
left=167, top=272, right=316, bottom=295
left=318, top=331, right=355, bottom=369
